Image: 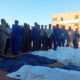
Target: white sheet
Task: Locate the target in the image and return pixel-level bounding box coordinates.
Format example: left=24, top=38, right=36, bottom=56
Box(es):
left=7, top=65, right=80, bottom=80
left=32, top=47, right=80, bottom=66
left=7, top=47, right=80, bottom=80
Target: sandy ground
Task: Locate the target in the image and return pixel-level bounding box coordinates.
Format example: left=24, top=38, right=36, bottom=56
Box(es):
left=0, top=71, right=15, bottom=80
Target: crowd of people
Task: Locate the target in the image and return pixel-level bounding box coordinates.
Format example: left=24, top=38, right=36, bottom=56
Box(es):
left=0, top=19, right=80, bottom=56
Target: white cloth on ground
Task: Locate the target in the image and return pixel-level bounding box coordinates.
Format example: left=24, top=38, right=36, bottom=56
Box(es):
left=7, top=65, right=80, bottom=80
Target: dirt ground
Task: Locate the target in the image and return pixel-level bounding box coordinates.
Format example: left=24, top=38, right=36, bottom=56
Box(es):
left=0, top=71, right=15, bottom=80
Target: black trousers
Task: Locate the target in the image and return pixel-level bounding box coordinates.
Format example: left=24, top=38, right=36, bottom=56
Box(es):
left=4, top=38, right=11, bottom=54
left=47, top=38, right=52, bottom=49
left=73, top=39, right=78, bottom=48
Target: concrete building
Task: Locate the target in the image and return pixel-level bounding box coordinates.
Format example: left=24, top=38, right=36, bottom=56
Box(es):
left=52, top=11, right=80, bottom=31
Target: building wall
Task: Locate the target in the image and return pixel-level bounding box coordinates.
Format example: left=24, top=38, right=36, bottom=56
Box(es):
left=52, top=11, right=80, bottom=31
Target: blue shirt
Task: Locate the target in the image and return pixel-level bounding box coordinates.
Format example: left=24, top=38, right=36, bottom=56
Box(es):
left=12, top=24, right=22, bottom=37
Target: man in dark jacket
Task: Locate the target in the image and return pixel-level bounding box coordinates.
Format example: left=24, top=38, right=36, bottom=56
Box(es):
left=53, top=24, right=62, bottom=50
left=0, top=19, right=8, bottom=54
left=4, top=23, right=11, bottom=54
left=61, top=25, right=67, bottom=46
left=22, top=23, right=31, bottom=52
left=67, top=26, right=75, bottom=47
left=11, top=20, right=22, bottom=55
left=73, top=28, right=80, bottom=48
left=46, top=24, right=53, bottom=49
left=40, top=25, right=47, bottom=50
left=32, top=22, right=40, bottom=51
left=44, top=25, right=48, bottom=50
left=28, top=24, right=32, bottom=51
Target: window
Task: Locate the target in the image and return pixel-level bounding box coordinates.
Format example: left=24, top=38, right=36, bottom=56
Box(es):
left=74, top=15, right=79, bottom=19
left=53, top=18, right=57, bottom=21
left=60, top=17, right=63, bottom=21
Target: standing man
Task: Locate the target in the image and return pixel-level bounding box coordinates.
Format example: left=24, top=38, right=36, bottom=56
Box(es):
left=4, top=23, right=11, bottom=55
left=40, top=25, right=46, bottom=50
left=73, top=28, right=80, bottom=48
left=22, top=23, right=30, bottom=52
left=0, top=19, right=8, bottom=55
left=46, top=24, right=53, bottom=49
left=32, top=22, right=40, bottom=51
left=61, top=25, right=67, bottom=46
left=11, top=20, right=22, bottom=55
left=28, top=24, right=32, bottom=51
left=67, top=26, right=75, bottom=47
left=44, top=25, right=48, bottom=50
left=53, top=24, right=62, bottom=50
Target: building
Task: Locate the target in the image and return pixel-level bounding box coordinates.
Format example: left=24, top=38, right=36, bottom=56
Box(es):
left=52, top=11, right=80, bottom=31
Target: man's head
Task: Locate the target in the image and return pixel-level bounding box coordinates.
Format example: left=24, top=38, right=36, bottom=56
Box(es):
left=62, top=25, right=65, bottom=29
left=56, top=24, right=59, bottom=28
left=24, top=23, right=27, bottom=27
left=41, top=25, right=44, bottom=29
left=69, top=26, right=72, bottom=30
left=45, top=25, right=47, bottom=29
left=52, top=26, right=55, bottom=29
left=15, top=20, right=19, bottom=25
left=1, top=19, right=6, bottom=25
left=24, top=23, right=30, bottom=29
left=49, top=24, right=51, bottom=29
left=27, top=24, right=30, bottom=29
left=34, top=22, right=38, bottom=26
left=75, top=28, right=78, bottom=32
